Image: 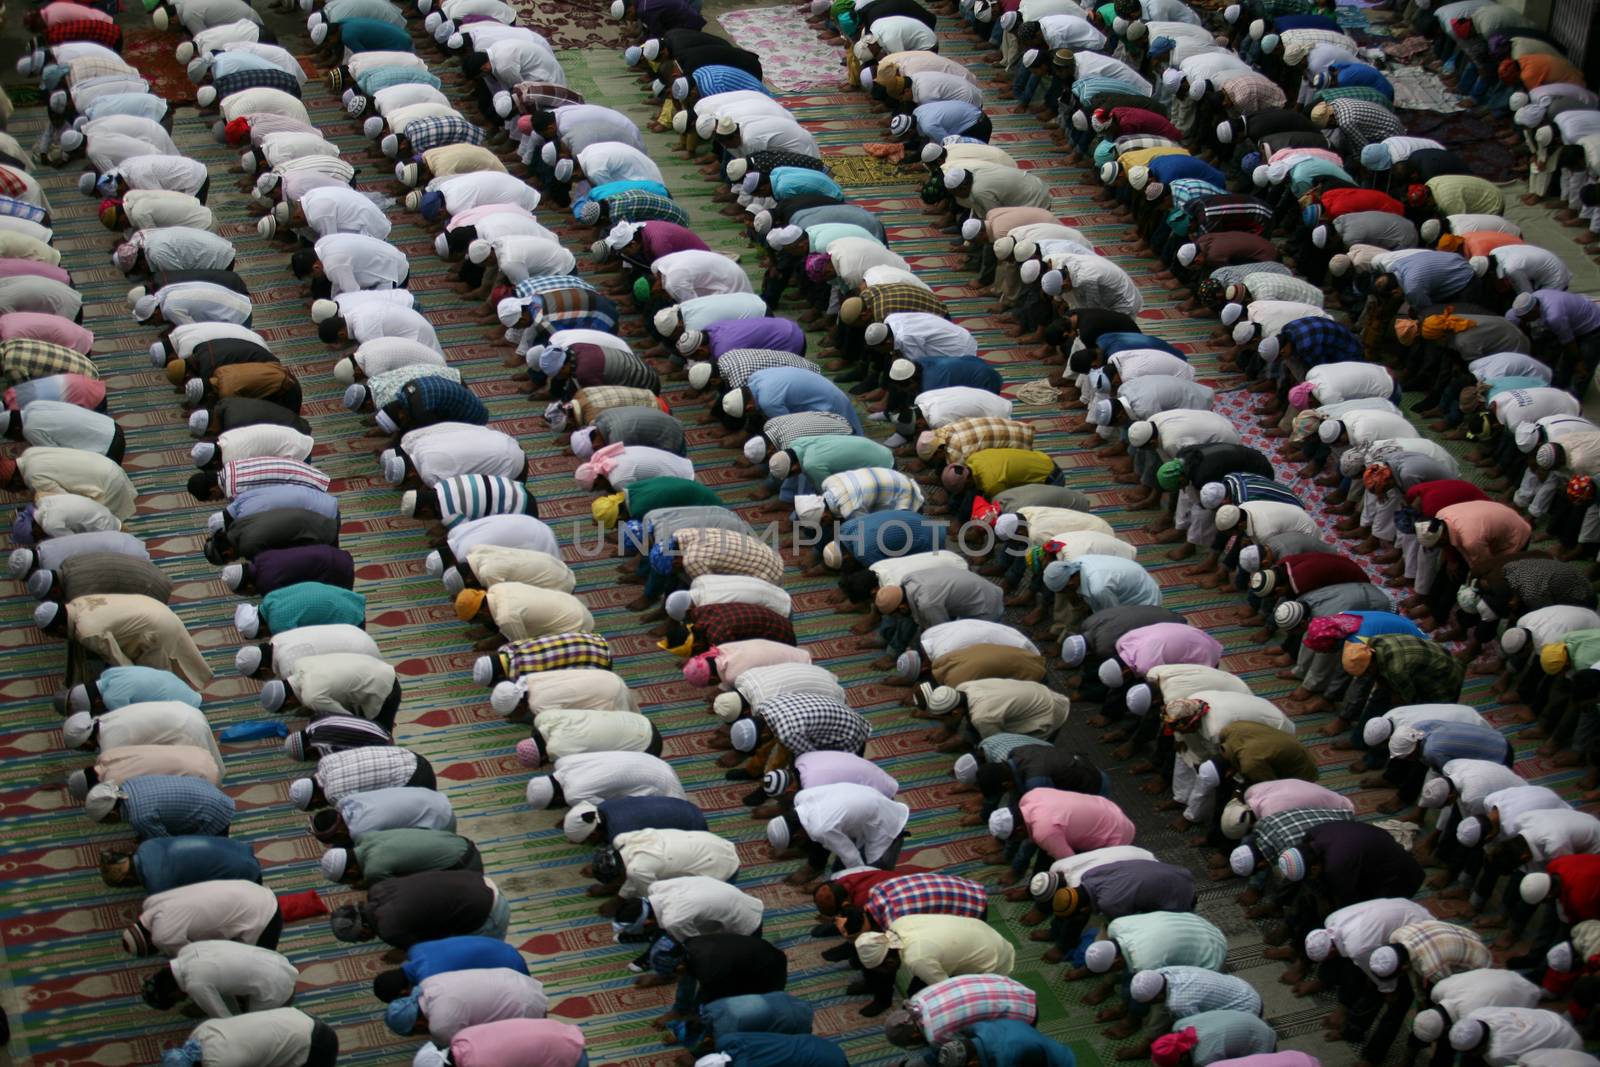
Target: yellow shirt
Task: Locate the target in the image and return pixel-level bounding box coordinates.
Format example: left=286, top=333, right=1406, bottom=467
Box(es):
left=892, top=914, right=1016, bottom=986
left=967, top=448, right=1058, bottom=497
left=68, top=594, right=213, bottom=689
left=466, top=544, right=576, bottom=593
left=423, top=143, right=506, bottom=178
left=486, top=584, right=595, bottom=641
left=19, top=447, right=136, bottom=518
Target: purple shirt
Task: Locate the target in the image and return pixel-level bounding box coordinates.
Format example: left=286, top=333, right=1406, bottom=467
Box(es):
left=1509, top=289, right=1600, bottom=345
left=795, top=750, right=898, bottom=798
left=1114, top=623, right=1224, bottom=676
left=252, top=544, right=356, bottom=595
left=639, top=221, right=708, bottom=263
left=708, top=318, right=807, bottom=358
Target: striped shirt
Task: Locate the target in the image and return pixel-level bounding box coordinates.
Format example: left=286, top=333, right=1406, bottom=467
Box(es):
left=498, top=633, right=612, bottom=679
left=317, top=747, right=424, bottom=804
left=218, top=457, right=330, bottom=497
left=529, top=288, right=616, bottom=335
left=122, top=776, right=235, bottom=839
left=214, top=68, right=302, bottom=100
left=865, top=873, right=988, bottom=929
left=1155, top=967, right=1263, bottom=1018
left=978, top=732, right=1051, bottom=763
left=763, top=412, right=854, bottom=451
left=291, top=716, right=393, bottom=760
left=1, top=338, right=97, bottom=383
left=933, top=417, right=1035, bottom=466
left=691, top=65, right=769, bottom=98
left=675, top=527, right=783, bottom=585
left=822, top=468, right=924, bottom=520
left=433, top=475, right=533, bottom=528
left=404, top=116, right=486, bottom=156
left=1186, top=195, right=1274, bottom=237
left=389, top=376, right=489, bottom=428
left=757, top=692, right=867, bottom=755
left=0, top=197, right=50, bottom=224
left=1223, top=474, right=1303, bottom=509
left=1388, top=921, right=1492, bottom=986
left=1105, top=912, right=1227, bottom=972
left=907, top=975, right=1037, bottom=1047
left=715, top=349, right=822, bottom=389
left=1168, top=179, right=1226, bottom=213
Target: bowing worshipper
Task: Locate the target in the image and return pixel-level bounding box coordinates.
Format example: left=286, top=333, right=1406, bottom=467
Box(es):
left=100, top=191, right=214, bottom=235
left=290, top=746, right=436, bottom=811
left=924, top=1020, right=1076, bottom=1067
left=721, top=690, right=867, bottom=782
left=471, top=632, right=614, bottom=694
left=291, top=233, right=409, bottom=298
left=586, top=830, right=741, bottom=918
left=81, top=774, right=235, bottom=839
left=309, top=787, right=458, bottom=849
left=511, top=702, right=662, bottom=766
left=1041, top=556, right=1163, bottom=638
left=861, top=567, right=1004, bottom=665
left=312, top=296, right=442, bottom=354
left=1078, top=908, right=1228, bottom=1000
left=529, top=336, right=660, bottom=406
left=9, top=530, right=148, bottom=588
left=852, top=914, right=1015, bottom=1017
left=525, top=750, right=687, bottom=811
left=1220, top=780, right=1355, bottom=902
left=381, top=965, right=548, bottom=1045
left=611, top=874, right=764, bottom=987
left=62, top=699, right=221, bottom=771
left=81, top=153, right=211, bottom=203
left=202, top=503, right=338, bottom=567
left=329, top=870, right=511, bottom=948
left=1360, top=921, right=1495, bottom=1066
left=410, top=1019, right=589, bottom=1067
left=98, top=836, right=261, bottom=894
left=1027, top=857, right=1198, bottom=967
left=1275, top=822, right=1426, bottom=956
left=1247, top=553, right=1371, bottom=642
left=914, top=676, right=1069, bottom=753
left=454, top=582, right=593, bottom=647
left=658, top=933, right=788, bottom=1045
left=156, top=1009, right=338, bottom=1067
left=4, top=400, right=123, bottom=461
left=935, top=446, right=1063, bottom=522
left=283, top=715, right=393, bottom=762
left=68, top=743, right=222, bottom=802
left=1379, top=715, right=1515, bottom=813
left=1091, top=623, right=1224, bottom=722
left=370, top=935, right=531, bottom=1004
left=826, top=872, right=989, bottom=967
left=223, top=550, right=353, bottom=603
left=572, top=405, right=687, bottom=461
left=1146, top=1012, right=1278, bottom=1067
left=140, top=941, right=300, bottom=1018
left=1442, top=1008, right=1584, bottom=1065
left=113, top=227, right=237, bottom=276
left=122, top=879, right=284, bottom=956
left=1506, top=289, right=1600, bottom=396
left=188, top=394, right=312, bottom=440
left=959, top=744, right=1104, bottom=828
left=382, top=426, right=528, bottom=493
left=718, top=365, right=864, bottom=449
left=1112, top=967, right=1263, bottom=1052
left=559, top=794, right=708, bottom=852
left=1, top=335, right=98, bottom=389
left=1, top=446, right=135, bottom=519
left=34, top=594, right=212, bottom=689
left=1297, top=897, right=1432, bottom=1032
left=56, top=664, right=200, bottom=716
left=27, top=553, right=172, bottom=606
left=986, top=787, right=1137, bottom=888
left=259, top=652, right=401, bottom=729
left=0, top=274, right=81, bottom=322
left=1409, top=971, right=1546, bottom=1062
left=767, top=782, right=911, bottom=887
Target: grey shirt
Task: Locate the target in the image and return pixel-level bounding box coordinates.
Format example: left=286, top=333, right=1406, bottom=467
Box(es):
left=995, top=484, right=1092, bottom=512
left=903, top=568, right=1005, bottom=627
left=1334, top=210, right=1419, bottom=251
left=595, top=408, right=686, bottom=456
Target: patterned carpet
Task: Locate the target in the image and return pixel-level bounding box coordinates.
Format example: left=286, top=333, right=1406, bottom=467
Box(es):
left=0, top=3, right=1588, bottom=1067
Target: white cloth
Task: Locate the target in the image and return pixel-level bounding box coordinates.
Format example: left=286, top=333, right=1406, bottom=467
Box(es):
left=793, top=783, right=910, bottom=868
left=403, top=425, right=526, bottom=487
left=170, top=941, right=299, bottom=1018
left=646, top=876, right=764, bottom=939
left=550, top=751, right=685, bottom=805
left=314, top=233, right=408, bottom=294
left=298, top=185, right=391, bottom=240
left=919, top=620, right=1037, bottom=661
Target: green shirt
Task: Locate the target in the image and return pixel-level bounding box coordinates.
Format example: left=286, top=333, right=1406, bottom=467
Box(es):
left=792, top=436, right=894, bottom=484
left=1107, top=912, right=1228, bottom=972
left=354, top=828, right=476, bottom=883
left=1426, top=175, right=1505, bottom=217
left=260, top=583, right=366, bottom=633
left=625, top=477, right=723, bottom=518
left=1561, top=629, right=1600, bottom=672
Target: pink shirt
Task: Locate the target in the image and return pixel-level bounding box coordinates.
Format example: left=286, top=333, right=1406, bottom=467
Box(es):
left=5, top=374, right=106, bottom=411
left=796, top=751, right=898, bottom=799
left=1215, top=1056, right=1320, bottom=1067
left=1243, top=779, right=1355, bottom=820
left=452, top=1020, right=585, bottom=1067
left=41, top=1, right=115, bottom=23
left=1115, top=623, right=1223, bottom=676
left=1019, top=790, right=1135, bottom=860
left=714, top=639, right=812, bottom=688
left=1437, top=500, right=1532, bottom=573
left=0, top=313, right=93, bottom=354
left=0, top=259, right=71, bottom=285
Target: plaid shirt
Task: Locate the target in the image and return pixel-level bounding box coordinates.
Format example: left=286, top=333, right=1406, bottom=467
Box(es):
left=1160, top=967, right=1263, bottom=1017
left=48, top=17, right=121, bottom=47
left=390, top=376, right=489, bottom=428
left=691, top=65, right=768, bottom=98
left=1249, top=805, right=1351, bottom=864
left=978, top=732, right=1051, bottom=763
left=695, top=602, right=795, bottom=649
left=599, top=190, right=689, bottom=228
left=675, top=527, right=783, bottom=585
left=0, top=197, right=49, bottom=224
left=515, top=274, right=598, bottom=299
left=822, top=468, right=925, bottom=520
left=1281, top=317, right=1361, bottom=367
left=1232, top=273, right=1323, bottom=307
left=908, top=975, right=1037, bottom=1046
left=865, top=873, right=988, bottom=928
left=219, top=458, right=331, bottom=498
left=499, top=633, right=612, bottom=679
left=1389, top=921, right=1492, bottom=986
left=1369, top=635, right=1465, bottom=705
left=1224, top=473, right=1302, bottom=509
left=512, top=82, right=585, bottom=112
left=316, top=746, right=422, bottom=804
left=1330, top=98, right=1404, bottom=150
left=1186, top=195, right=1273, bottom=237
left=0, top=168, right=30, bottom=201
left=366, top=365, right=460, bottom=410
left=359, top=67, right=442, bottom=94
left=405, top=116, right=486, bottom=156
left=1312, top=86, right=1393, bottom=110
left=121, top=776, right=235, bottom=838
left=434, top=475, right=531, bottom=529
left=530, top=288, right=617, bottom=336
left=1, top=339, right=96, bottom=384
left=934, top=417, right=1035, bottom=466
left=294, top=715, right=393, bottom=760
left=863, top=283, right=945, bottom=323
left=715, top=349, right=821, bottom=390
left=214, top=68, right=302, bottom=101
left=763, top=412, right=853, bottom=451
left=571, top=387, right=659, bottom=426
left=756, top=691, right=867, bottom=755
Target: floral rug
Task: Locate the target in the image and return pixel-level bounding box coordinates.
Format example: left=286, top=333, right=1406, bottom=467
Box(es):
left=720, top=6, right=851, bottom=92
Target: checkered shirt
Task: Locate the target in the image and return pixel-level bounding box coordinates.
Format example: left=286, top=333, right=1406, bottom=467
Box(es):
left=391, top=376, right=489, bottom=428
left=366, top=365, right=461, bottom=410
left=1389, top=921, right=1491, bottom=986
left=405, top=116, right=486, bottom=155
left=1330, top=98, right=1404, bottom=150
left=1249, top=805, right=1351, bottom=864
left=1281, top=317, right=1361, bottom=367
left=572, top=387, right=659, bottom=426
left=434, top=474, right=531, bottom=529
left=908, top=974, right=1037, bottom=1046
left=219, top=457, right=331, bottom=498
left=1313, top=86, right=1394, bottom=111
left=1224, top=473, right=1302, bottom=509
left=499, top=632, right=612, bottom=679
left=48, top=18, right=121, bottom=47
left=530, top=289, right=617, bottom=336
left=121, top=775, right=235, bottom=838
left=979, top=732, right=1051, bottom=763
left=316, top=746, right=421, bottom=804
left=1232, top=273, right=1323, bottom=307
left=512, top=83, right=585, bottom=112
left=0, top=197, right=49, bottom=224
left=756, top=691, right=867, bottom=755
left=1219, top=74, right=1287, bottom=113
left=295, top=715, right=393, bottom=760
left=715, top=349, right=822, bottom=390
left=865, top=873, right=988, bottom=928
left=598, top=189, right=689, bottom=228
left=863, top=283, right=946, bottom=323
left=515, top=274, right=598, bottom=299
left=1159, top=967, right=1263, bottom=1017
left=675, top=527, right=783, bottom=585
left=214, top=68, right=303, bottom=101
left=691, top=65, right=768, bottom=97
left=822, top=468, right=924, bottom=521
left=747, top=149, right=826, bottom=175
left=935, top=417, right=1036, bottom=466
left=359, top=67, right=442, bottom=94
left=763, top=412, right=854, bottom=451
left=0, top=169, right=30, bottom=201
left=1, top=339, right=96, bottom=384
left=1185, top=195, right=1274, bottom=237
left=695, top=602, right=796, bottom=650
left=1369, top=635, right=1465, bottom=705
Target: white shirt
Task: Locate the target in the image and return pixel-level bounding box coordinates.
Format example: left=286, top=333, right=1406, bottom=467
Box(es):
left=1237, top=500, right=1317, bottom=540
left=35, top=494, right=121, bottom=536
left=1517, top=809, right=1600, bottom=862
left=486, top=36, right=565, bottom=87
left=549, top=104, right=645, bottom=154
left=793, top=783, right=910, bottom=868
left=1058, top=254, right=1142, bottom=315
left=93, top=701, right=223, bottom=774
left=886, top=313, right=977, bottom=359
left=404, top=425, right=525, bottom=487
left=1515, top=606, right=1600, bottom=650
left=1441, top=759, right=1527, bottom=817
left=343, top=302, right=441, bottom=352
left=734, top=663, right=847, bottom=708
left=920, top=620, right=1038, bottom=661
left=689, top=574, right=791, bottom=618
left=655, top=251, right=752, bottom=302
left=1048, top=845, right=1155, bottom=883
left=469, top=211, right=558, bottom=244
left=735, top=115, right=822, bottom=158
left=264, top=624, right=381, bottom=674
left=870, top=15, right=937, bottom=52
left=1039, top=14, right=1106, bottom=50
left=299, top=185, right=391, bottom=240
left=533, top=707, right=651, bottom=757
left=447, top=514, right=559, bottom=560
left=416, top=968, right=548, bottom=1044
left=123, top=189, right=213, bottom=231
left=353, top=337, right=446, bottom=377
left=1145, top=664, right=1252, bottom=702
left=1429, top=969, right=1542, bottom=1024
left=1490, top=388, right=1580, bottom=430
left=1076, top=52, right=1153, bottom=94
left=869, top=549, right=968, bottom=587
left=1109, top=350, right=1194, bottom=383
left=1468, top=354, right=1550, bottom=383
left=1459, top=1008, right=1583, bottom=1066
left=916, top=386, right=1012, bottom=427
left=490, top=236, right=576, bottom=283
left=374, top=83, right=451, bottom=115
left=216, top=425, right=313, bottom=466
left=140, top=228, right=236, bottom=272
left=188, top=1008, right=318, bottom=1067
left=1342, top=409, right=1417, bottom=446
left=1448, top=213, right=1521, bottom=237
left=1380, top=703, right=1485, bottom=738
left=155, top=283, right=252, bottom=328
left=646, top=876, right=764, bottom=939
left=576, top=142, right=662, bottom=188
left=315, top=234, right=408, bottom=294
left=139, top=880, right=280, bottom=956
left=259, top=132, right=337, bottom=168
left=514, top=668, right=637, bottom=715
left=1248, top=299, right=1331, bottom=338
left=1490, top=245, right=1572, bottom=294
left=437, top=172, right=541, bottom=215
left=552, top=751, right=686, bottom=805
left=695, top=91, right=791, bottom=125
left=170, top=942, right=299, bottom=1018
left=614, top=831, right=739, bottom=900
left=168, top=323, right=265, bottom=358
left=1152, top=409, right=1237, bottom=455
left=1324, top=898, right=1431, bottom=983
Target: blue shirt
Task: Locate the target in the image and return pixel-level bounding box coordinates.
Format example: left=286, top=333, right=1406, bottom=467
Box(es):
left=1148, top=155, right=1227, bottom=189
left=1098, top=332, right=1185, bottom=359
left=969, top=1020, right=1076, bottom=1067
left=1329, top=61, right=1394, bottom=98
left=121, top=777, right=236, bottom=839
left=1387, top=251, right=1476, bottom=308
left=402, top=937, right=529, bottom=984
left=747, top=367, right=864, bottom=434
left=1345, top=610, right=1425, bottom=641
left=132, top=837, right=262, bottom=894
left=700, top=993, right=814, bottom=1041
left=340, top=787, right=457, bottom=838
left=598, top=796, right=707, bottom=843
left=227, top=485, right=341, bottom=523
left=915, top=356, right=1002, bottom=394
left=914, top=100, right=985, bottom=142
left=772, top=168, right=842, bottom=201
left=714, top=1033, right=847, bottom=1067
left=691, top=65, right=768, bottom=98
left=93, top=666, right=201, bottom=710
left=836, top=509, right=943, bottom=566
left=337, top=18, right=413, bottom=53
left=1416, top=721, right=1512, bottom=769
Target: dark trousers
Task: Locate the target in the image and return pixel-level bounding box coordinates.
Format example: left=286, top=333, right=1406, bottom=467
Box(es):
left=256, top=907, right=285, bottom=952
left=304, top=1020, right=340, bottom=1067
left=406, top=757, right=437, bottom=791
